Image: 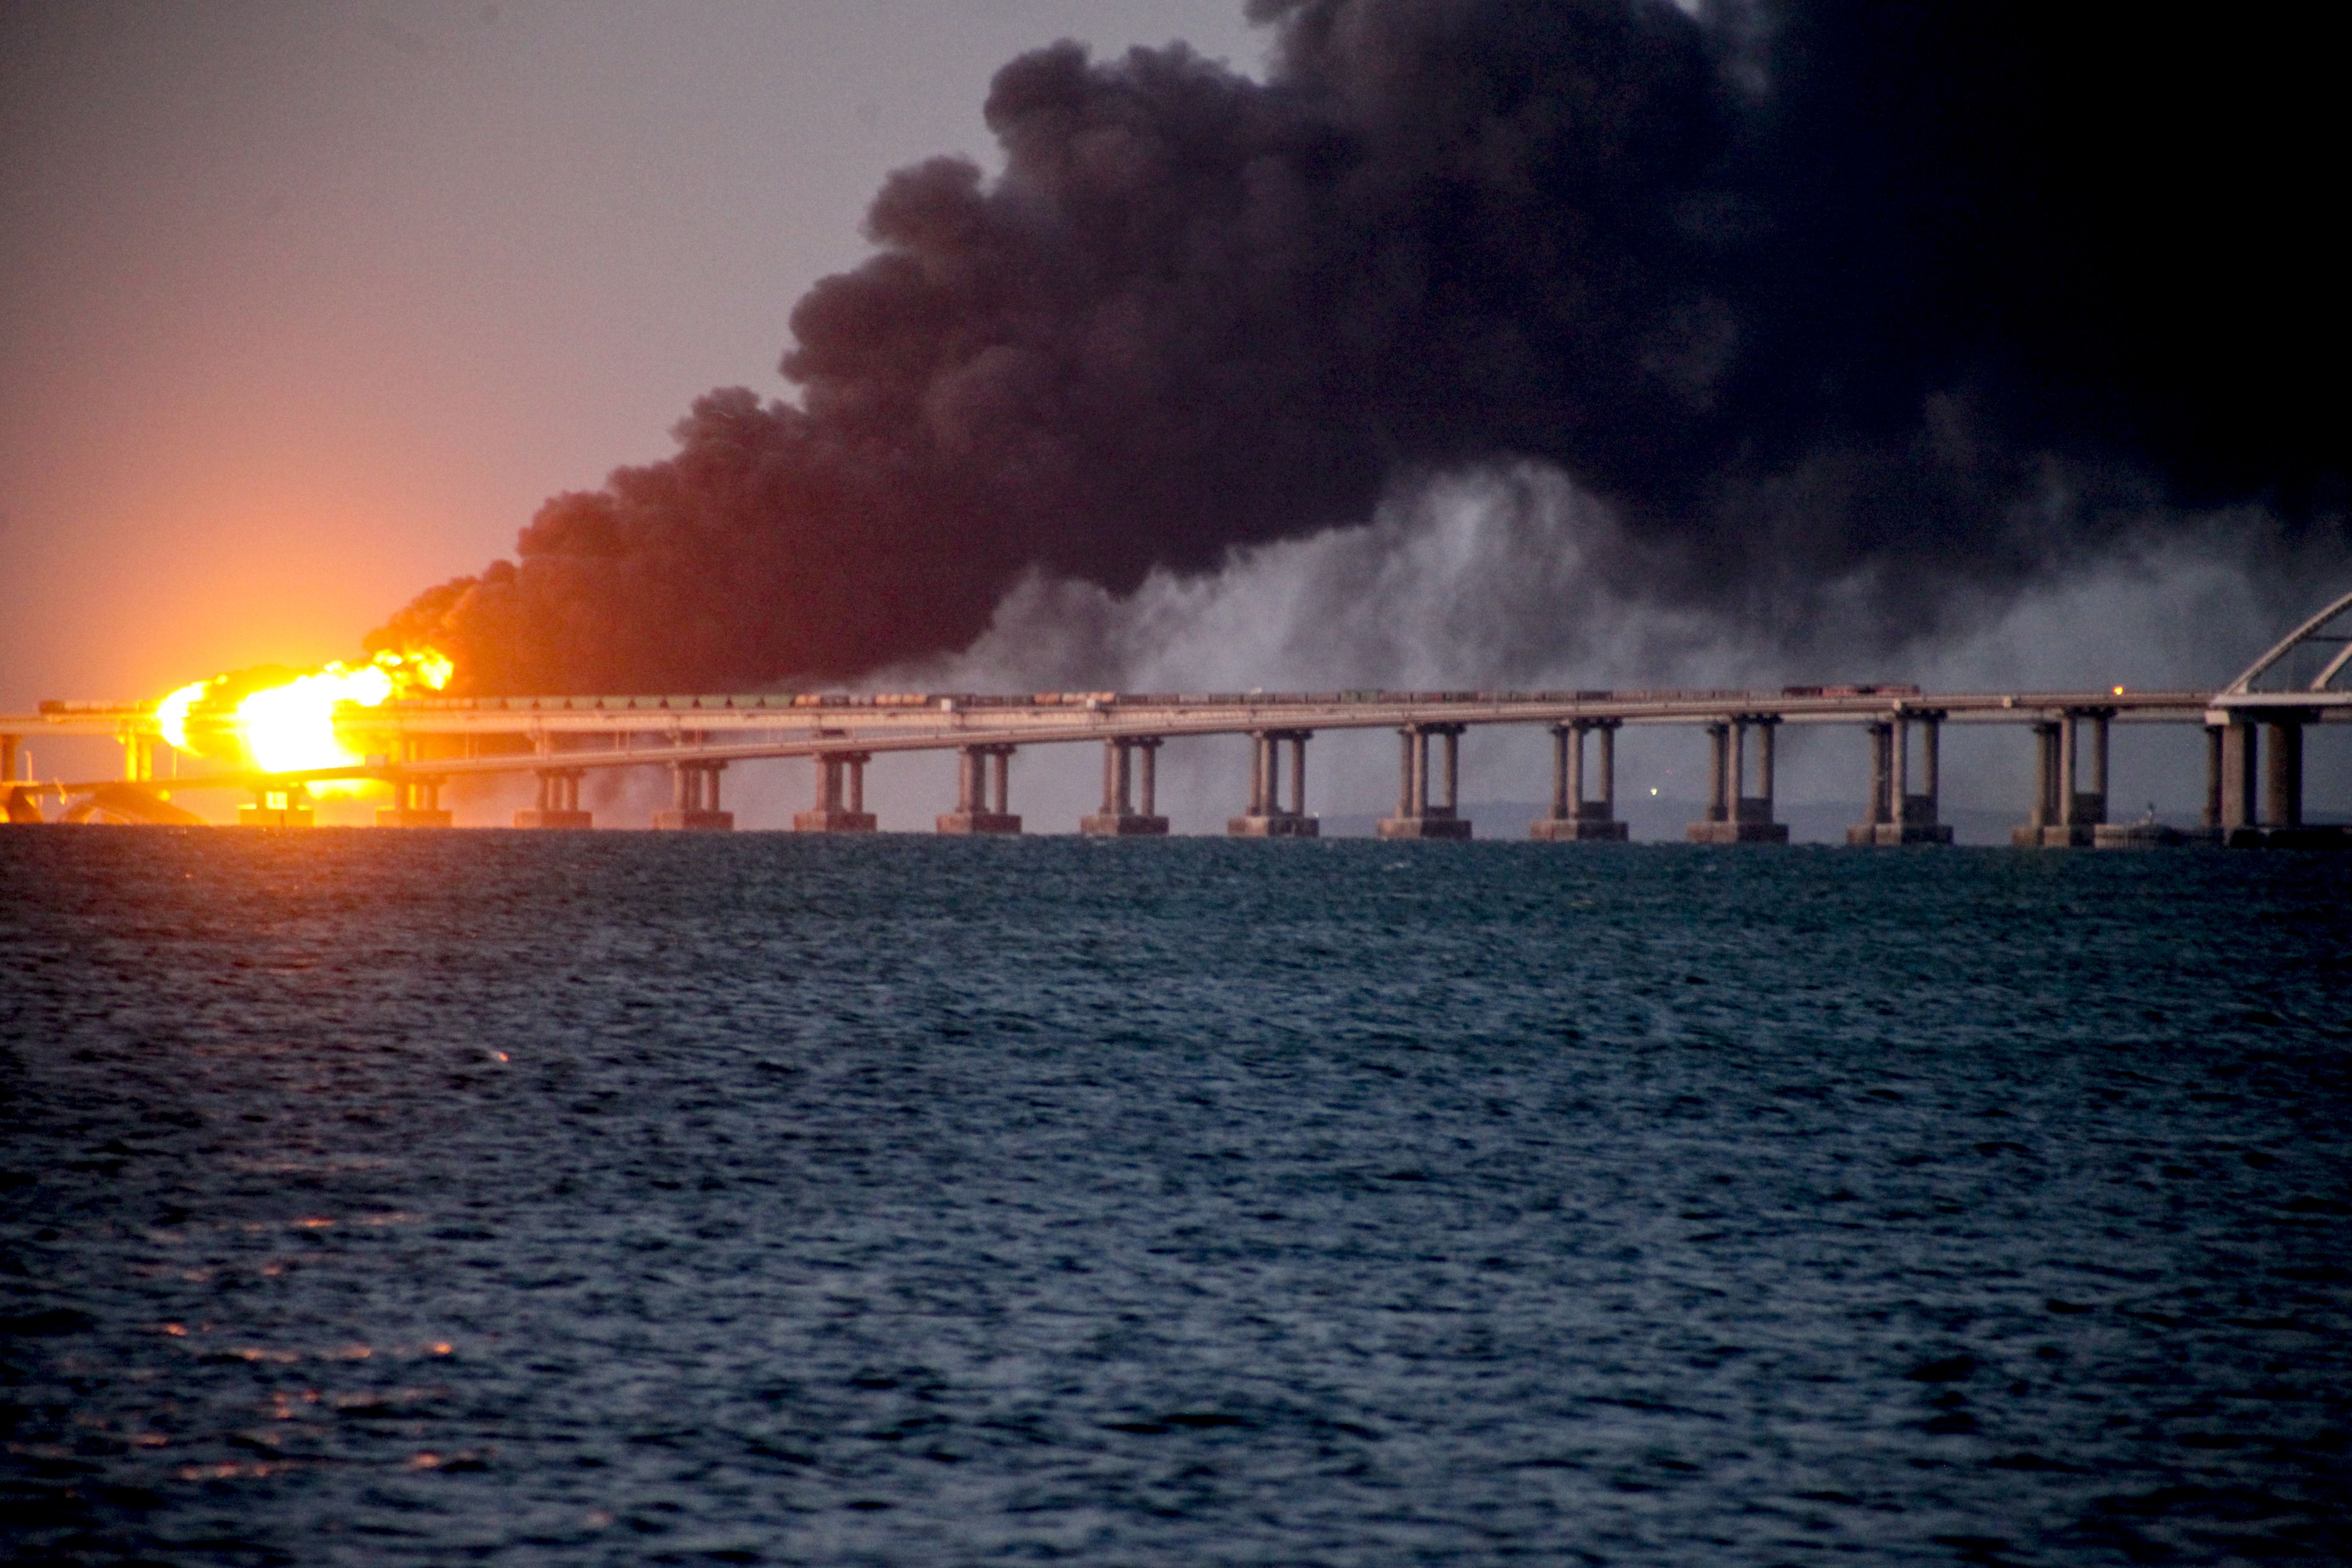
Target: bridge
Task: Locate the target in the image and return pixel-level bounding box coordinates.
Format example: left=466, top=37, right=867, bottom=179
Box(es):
left=7, top=588, right=2349, bottom=846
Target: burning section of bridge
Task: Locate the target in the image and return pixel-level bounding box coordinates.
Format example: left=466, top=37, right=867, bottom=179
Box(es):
left=155, top=647, right=452, bottom=796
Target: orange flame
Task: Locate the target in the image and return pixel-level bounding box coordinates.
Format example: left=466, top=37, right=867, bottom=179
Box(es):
left=155, top=649, right=451, bottom=793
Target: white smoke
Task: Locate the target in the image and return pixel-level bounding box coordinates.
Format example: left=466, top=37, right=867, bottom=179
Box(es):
left=845, top=466, right=2338, bottom=835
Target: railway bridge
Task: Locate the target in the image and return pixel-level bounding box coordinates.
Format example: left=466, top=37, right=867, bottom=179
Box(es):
left=7, top=588, right=2349, bottom=846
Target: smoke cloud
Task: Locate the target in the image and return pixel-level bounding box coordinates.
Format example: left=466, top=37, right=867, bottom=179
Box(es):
left=371, top=0, right=2347, bottom=693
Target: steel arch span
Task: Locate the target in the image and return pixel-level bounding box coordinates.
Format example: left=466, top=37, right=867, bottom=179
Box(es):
left=2226, top=587, right=2352, bottom=695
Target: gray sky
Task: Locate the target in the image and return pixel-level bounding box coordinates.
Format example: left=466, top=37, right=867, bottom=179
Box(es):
left=0, top=0, right=1264, bottom=709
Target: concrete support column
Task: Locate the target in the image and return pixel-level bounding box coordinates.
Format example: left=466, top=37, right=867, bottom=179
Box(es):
left=1869, top=723, right=1893, bottom=825
left=1699, top=714, right=1790, bottom=844
left=2031, top=723, right=2059, bottom=827
left=2015, top=711, right=2101, bottom=846
left=1891, top=719, right=1910, bottom=823
left=389, top=753, right=459, bottom=825
left=945, top=744, right=1019, bottom=834
left=1083, top=737, right=1164, bottom=836
left=2058, top=716, right=2079, bottom=827
left=1103, top=740, right=1132, bottom=815
left=1891, top=717, right=1909, bottom=820
left=241, top=784, right=315, bottom=827
left=1729, top=722, right=1747, bottom=818
left=790, top=751, right=867, bottom=833
left=2264, top=719, right=2304, bottom=828
left=1921, top=717, right=1940, bottom=816
left=655, top=760, right=731, bottom=831
left=1232, top=731, right=1316, bottom=836
left=2092, top=714, right=2111, bottom=811
left=1536, top=717, right=1626, bottom=841
left=1384, top=724, right=1469, bottom=839
left=2220, top=723, right=2257, bottom=831
left=1705, top=723, right=1729, bottom=822
left=1855, top=718, right=1947, bottom=846
left=2204, top=726, right=2224, bottom=828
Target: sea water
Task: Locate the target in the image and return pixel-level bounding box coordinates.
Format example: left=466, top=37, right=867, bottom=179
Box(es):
left=3, top=830, right=2349, bottom=1565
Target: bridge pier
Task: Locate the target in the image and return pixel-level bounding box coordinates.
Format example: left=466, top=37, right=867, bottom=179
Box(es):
left=1852, top=713, right=1951, bottom=844
left=2011, top=709, right=2107, bottom=845
left=1533, top=719, right=1626, bottom=840
left=793, top=751, right=873, bottom=832
left=2013, top=721, right=2064, bottom=845
left=2, top=735, right=36, bottom=824
left=239, top=784, right=316, bottom=827
left=1230, top=729, right=1317, bottom=836
left=2266, top=714, right=2304, bottom=831
left=658, top=759, right=735, bottom=830
left=940, top=743, right=1021, bottom=833
left=1082, top=737, right=1167, bottom=835
left=1380, top=723, right=1471, bottom=839
left=377, top=736, right=453, bottom=826
left=514, top=767, right=591, bottom=828
left=377, top=775, right=453, bottom=827
left=2206, top=710, right=2331, bottom=847
left=1690, top=716, right=1788, bottom=843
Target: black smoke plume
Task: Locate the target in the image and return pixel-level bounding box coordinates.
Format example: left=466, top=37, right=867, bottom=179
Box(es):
left=371, top=0, right=2347, bottom=693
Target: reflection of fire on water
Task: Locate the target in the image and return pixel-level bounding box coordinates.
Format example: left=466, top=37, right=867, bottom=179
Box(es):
left=156, top=649, right=452, bottom=797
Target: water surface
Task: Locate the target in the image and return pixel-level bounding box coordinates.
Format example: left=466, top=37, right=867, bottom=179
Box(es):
left=4, top=831, right=2349, bottom=1565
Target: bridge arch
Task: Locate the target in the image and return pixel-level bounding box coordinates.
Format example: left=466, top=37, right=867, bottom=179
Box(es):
left=2224, top=586, right=2352, bottom=694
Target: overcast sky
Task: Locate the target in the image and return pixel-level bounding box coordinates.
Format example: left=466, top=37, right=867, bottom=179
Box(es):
left=0, top=0, right=1264, bottom=710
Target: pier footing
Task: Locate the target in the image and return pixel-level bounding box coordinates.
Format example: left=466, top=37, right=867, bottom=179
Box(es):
left=937, top=811, right=1021, bottom=835
left=1531, top=816, right=1627, bottom=841
left=1081, top=812, right=1168, bottom=836
left=790, top=808, right=868, bottom=833
left=1690, top=820, right=1790, bottom=844
left=658, top=809, right=736, bottom=831
left=2088, top=823, right=2221, bottom=848
left=1378, top=815, right=1473, bottom=840
left=1852, top=822, right=1955, bottom=845
left=376, top=808, right=453, bottom=828
left=513, top=809, right=592, bottom=829
left=1228, top=813, right=1318, bottom=837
